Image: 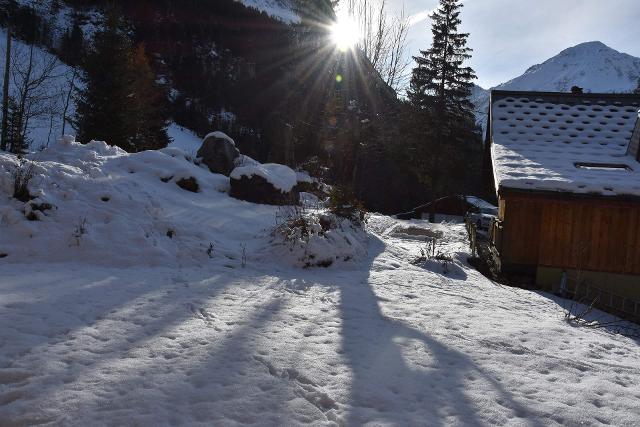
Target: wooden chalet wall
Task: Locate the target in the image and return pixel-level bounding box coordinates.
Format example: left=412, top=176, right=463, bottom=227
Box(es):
left=497, top=192, right=640, bottom=275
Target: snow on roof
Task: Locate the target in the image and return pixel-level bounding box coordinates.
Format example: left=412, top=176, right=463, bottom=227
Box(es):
left=464, top=196, right=496, bottom=210
left=490, top=91, right=640, bottom=197
left=231, top=163, right=297, bottom=192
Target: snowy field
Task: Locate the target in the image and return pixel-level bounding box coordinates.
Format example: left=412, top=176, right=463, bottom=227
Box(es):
left=1, top=142, right=640, bottom=425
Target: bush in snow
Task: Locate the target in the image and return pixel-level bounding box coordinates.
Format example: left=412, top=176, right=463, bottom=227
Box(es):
left=270, top=205, right=367, bottom=268
left=327, top=185, right=368, bottom=226
left=11, top=159, right=36, bottom=203
left=412, top=237, right=454, bottom=274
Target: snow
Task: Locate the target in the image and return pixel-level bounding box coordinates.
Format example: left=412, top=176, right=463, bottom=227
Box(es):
left=203, top=131, right=236, bottom=147
left=491, top=92, right=640, bottom=196
left=167, top=123, right=203, bottom=155
left=231, top=163, right=298, bottom=192
left=465, top=196, right=496, bottom=211
left=237, top=0, right=301, bottom=24
left=473, top=41, right=640, bottom=129
left=1, top=207, right=640, bottom=424
left=0, top=140, right=283, bottom=268
left=0, top=27, right=75, bottom=150
left=14, top=0, right=103, bottom=42
left=295, top=170, right=314, bottom=183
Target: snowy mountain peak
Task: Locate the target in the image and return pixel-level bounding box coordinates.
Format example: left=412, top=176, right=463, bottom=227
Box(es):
left=500, top=41, right=640, bottom=93
left=561, top=40, right=610, bottom=53
left=471, top=41, right=640, bottom=128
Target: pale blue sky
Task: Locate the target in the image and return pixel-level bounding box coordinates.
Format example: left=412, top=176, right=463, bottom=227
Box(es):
left=388, top=0, right=640, bottom=88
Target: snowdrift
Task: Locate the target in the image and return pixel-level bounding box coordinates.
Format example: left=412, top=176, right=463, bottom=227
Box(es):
left=0, top=139, right=366, bottom=268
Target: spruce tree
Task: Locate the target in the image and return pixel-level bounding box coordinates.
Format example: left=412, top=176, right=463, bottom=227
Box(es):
left=407, top=0, right=479, bottom=220
left=130, top=44, right=169, bottom=151
left=75, top=13, right=137, bottom=150
left=75, top=12, right=168, bottom=152
left=59, top=17, right=85, bottom=66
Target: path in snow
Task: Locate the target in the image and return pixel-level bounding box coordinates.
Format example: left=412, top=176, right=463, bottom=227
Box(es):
left=1, top=218, right=639, bottom=426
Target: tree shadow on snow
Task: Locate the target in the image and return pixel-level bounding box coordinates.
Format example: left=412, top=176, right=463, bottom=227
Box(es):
left=337, top=234, right=543, bottom=426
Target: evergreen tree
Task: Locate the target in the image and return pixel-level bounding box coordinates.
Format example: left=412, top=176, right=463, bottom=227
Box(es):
left=59, top=16, right=85, bottom=66
left=75, top=11, right=168, bottom=152
left=130, top=44, right=170, bottom=151
left=407, top=0, right=479, bottom=220
left=634, top=77, right=640, bottom=95
left=6, top=96, right=29, bottom=155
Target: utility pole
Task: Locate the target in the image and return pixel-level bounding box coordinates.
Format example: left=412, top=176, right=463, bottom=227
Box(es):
left=1, top=25, right=11, bottom=151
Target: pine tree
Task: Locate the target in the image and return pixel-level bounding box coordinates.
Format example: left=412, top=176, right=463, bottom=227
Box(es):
left=129, top=44, right=169, bottom=151
left=59, top=17, right=85, bottom=66
left=75, top=12, right=136, bottom=150
left=6, top=96, right=29, bottom=155
left=75, top=11, right=168, bottom=152
left=634, top=77, right=640, bottom=95
left=407, top=0, right=479, bottom=221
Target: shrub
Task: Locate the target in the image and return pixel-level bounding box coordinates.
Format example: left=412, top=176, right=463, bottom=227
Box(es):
left=11, top=159, right=36, bottom=202
left=327, top=185, right=368, bottom=226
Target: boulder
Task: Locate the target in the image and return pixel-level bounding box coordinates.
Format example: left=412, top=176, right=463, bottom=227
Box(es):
left=230, top=163, right=299, bottom=205
left=196, top=131, right=240, bottom=175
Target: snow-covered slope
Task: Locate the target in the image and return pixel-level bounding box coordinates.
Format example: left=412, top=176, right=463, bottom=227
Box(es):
left=501, top=41, right=640, bottom=93
left=238, top=0, right=301, bottom=23
left=473, top=41, right=640, bottom=128
left=0, top=27, right=73, bottom=148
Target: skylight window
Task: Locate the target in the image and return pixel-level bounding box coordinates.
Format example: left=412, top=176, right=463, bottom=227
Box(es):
left=574, top=162, right=632, bottom=171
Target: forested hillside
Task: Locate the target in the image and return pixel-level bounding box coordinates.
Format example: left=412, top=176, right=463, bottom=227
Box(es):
left=1, top=0, right=441, bottom=212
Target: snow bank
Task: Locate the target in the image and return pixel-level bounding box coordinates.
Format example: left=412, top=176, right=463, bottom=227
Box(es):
left=231, top=163, right=297, bottom=192
left=167, top=123, right=203, bottom=154
left=0, top=140, right=284, bottom=267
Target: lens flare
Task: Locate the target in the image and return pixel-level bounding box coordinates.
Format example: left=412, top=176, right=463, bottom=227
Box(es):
left=330, top=12, right=360, bottom=52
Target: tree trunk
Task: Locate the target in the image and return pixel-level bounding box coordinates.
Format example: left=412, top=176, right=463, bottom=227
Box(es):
left=1, top=26, right=11, bottom=150
left=62, top=68, right=78, bottom=137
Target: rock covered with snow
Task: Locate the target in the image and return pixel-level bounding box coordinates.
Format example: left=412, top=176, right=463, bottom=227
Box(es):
left=196, top=131, right=240, bottom=176
left=230, top=163, right=299, bottom=205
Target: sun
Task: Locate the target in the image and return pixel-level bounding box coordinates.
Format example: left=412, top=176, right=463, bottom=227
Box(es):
left=330, top=12, right=360, bottom=52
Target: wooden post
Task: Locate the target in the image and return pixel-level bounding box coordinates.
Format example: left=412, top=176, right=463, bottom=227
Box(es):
left=1, top=25, right=11, bottom=151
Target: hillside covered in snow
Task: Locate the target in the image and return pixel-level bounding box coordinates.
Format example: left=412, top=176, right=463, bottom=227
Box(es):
left=239, top=0, right=302, bottom=23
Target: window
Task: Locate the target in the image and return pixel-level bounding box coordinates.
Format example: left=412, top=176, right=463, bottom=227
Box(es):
left=574, top=162, right=632, bottom=171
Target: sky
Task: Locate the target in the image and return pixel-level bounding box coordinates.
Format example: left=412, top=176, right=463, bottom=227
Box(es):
left=385, top=0, right=640, bottom=88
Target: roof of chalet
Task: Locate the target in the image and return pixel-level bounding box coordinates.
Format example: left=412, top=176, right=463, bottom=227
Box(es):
left=489, top=90, right=640, bottom=197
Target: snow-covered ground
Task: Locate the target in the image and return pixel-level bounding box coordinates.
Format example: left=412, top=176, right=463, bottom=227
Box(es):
left=1, top=142, right=640, bottom=425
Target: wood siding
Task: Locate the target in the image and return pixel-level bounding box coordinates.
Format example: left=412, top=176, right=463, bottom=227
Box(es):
left=498, top=193, right=640, bottom=275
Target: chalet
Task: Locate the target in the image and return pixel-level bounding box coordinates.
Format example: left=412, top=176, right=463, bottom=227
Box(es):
left=485, top=90, right=640, bottom=313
